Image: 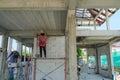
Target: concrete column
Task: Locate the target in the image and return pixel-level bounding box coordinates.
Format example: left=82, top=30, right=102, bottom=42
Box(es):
left=16, top=41, right=22, bottom=80
left=17, top=41, right=22, bottom=56
left=31, top=46, right=33, bottom=56
left=7, top=37, right=13, bottom=57
left=106, top=9, right=110, bottom=30
left=24, top=45, right=26, bottom=62
left=65, top=33, right=69, bottom=80
left=66, top=10, right=78, bottom=80
left=108, top=43, right=114, bottom=78
left=0, top=34, right=8, bottom=80
left=95, top=47, right=99, bottom=74
left=33, top=37, right=37, bottom=57
left=21, top=44, right=23, bottom=55
left=32, top=37, right=37, bottom=80
left=94, top=21, right=96, bottom=30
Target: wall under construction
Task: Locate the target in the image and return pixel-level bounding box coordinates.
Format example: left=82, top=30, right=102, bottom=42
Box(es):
left=36, top=36, right=65, bottom=58
left=33, top=36, right=66, bottom=80
left=97, top=44, right=112, bottom=78
left=87, top=44, right=112, bottom=78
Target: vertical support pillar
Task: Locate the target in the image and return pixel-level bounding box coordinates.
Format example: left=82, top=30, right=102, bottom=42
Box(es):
left=7, top=37, right=13, bottom=57
left=32, top=37, right=37, bottom=80
left=0, top=34, right=8, bottom=80
left=106, top=9, right=110, bottom=30
left=94, top=21, right=96, bottom=30
left=66, top=10, right=78, bottom=80
left=95, top=47, right=99, bottom=74
left=65, top=33, right=69, bottom=80
left=33, top=37, right=37, bottom=57
left=17, top=41, right=22, bottom=56
left=24, top=45, right=26, bottom=62
left=108, top=43, right=114, bottom=78
left=31, top=46, right=33, bottom=56
left=5, top=37, right=12, bottom=80
left=24, top=45, right=27, bottom=80
left=16, top=41, right=22, bottom=80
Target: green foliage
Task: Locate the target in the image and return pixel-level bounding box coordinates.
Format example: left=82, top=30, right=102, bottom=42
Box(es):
left=77, top=48, right=85, bottom=58
left=22, top=49, right=32, bottom=56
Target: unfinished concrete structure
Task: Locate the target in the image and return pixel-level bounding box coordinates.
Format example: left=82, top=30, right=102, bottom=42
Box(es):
left=0, top=0, right=120, bottom=80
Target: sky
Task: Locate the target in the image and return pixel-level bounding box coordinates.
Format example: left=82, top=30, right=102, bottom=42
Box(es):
left=97, top=9, right=120, bottom=30
left=0, top=9, right=120, bottom=49
left=0, top=36, right=17, bottom=50
left=12, top=39, right=17, bottom=50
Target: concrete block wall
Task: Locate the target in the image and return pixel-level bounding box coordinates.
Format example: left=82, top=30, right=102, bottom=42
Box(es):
left=33, top=36, right=66, bottom=80
left=87, top=48, right=96, bottom=56
left=97, top=44, right=112, bottom=78
left=36, top=36, right=65, bottom=58
left=35, top=59, right=65, bottom=80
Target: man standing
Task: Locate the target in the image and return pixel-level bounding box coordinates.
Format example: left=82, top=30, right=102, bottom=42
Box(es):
left=37, top=30, right=47, bottom=58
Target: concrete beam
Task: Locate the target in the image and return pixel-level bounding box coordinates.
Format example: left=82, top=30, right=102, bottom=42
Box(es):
left=109, top=37, right=120, bottom=44
left=77, top=40, right=109, bottom=45
left=22, top=43, right=33, bottom=47
left=77, top=18, right=93, bottom=21
left=68, top=0, right=76, bottom=10
left=77, top=0, right=120, bottom=8
left=77, top=44, right=95, bottom=48
left=22, top=38, right=33, bottom=44
left=0, top=26, right=7, bottom=34
left=0, top=0, right=66, bottom=10
left=12, top=36, right=22, bottom=42
left=76, top=30, right=120, bottom=37
left=77, top=24, right=99, bottom=26
left=8, top=30, right=64, bottom=37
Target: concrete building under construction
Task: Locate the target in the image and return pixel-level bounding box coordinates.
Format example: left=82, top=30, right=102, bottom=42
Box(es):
left=0, top=0, right=120, bottom=80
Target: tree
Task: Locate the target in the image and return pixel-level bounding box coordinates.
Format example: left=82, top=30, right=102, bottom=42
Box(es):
left=22, top=49, right=32, bottom=56
left=77, top=48, right=84, bottom=58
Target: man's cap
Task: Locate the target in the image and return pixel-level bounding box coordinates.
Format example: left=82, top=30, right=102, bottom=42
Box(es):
left=40, top=30, right=44, bottom=33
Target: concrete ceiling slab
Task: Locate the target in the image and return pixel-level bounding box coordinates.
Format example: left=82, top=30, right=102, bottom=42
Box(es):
left=0, top=10, right=67, bottom=31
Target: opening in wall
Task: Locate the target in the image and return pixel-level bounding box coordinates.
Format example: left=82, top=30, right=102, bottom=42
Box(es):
left=100, top=55, right=108, bottom=70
